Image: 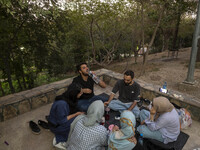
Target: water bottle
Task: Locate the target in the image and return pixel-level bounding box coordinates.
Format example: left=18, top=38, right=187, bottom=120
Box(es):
left=88, top=70, right=100, bottom=84
left=105, top=106, right=110, bottom=120
left=138, top=133, right=143, bottom=146
left=163, top=81, right=167, bottom=89
left=100, top=117, right=105, bottom=126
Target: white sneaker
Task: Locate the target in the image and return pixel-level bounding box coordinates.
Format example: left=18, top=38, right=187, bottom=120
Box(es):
left=54, top=142, right=67, bottom=150
left=53, top=137, right=56, bottom=146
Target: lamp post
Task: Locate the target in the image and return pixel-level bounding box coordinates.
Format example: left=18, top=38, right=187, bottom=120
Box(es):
left=185, top=0, right=200, bottom=83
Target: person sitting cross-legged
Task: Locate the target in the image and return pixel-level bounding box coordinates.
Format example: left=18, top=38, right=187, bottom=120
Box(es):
left=137, top=96, right=180, bottom=144
left=47, top=84, right=84, bottom=150
left=108, top=110, right=137, bottom=150
left=72, top=62, right=107, bottom=112
left=66, top=100, right=108, bottom=150
left=104, top=70, right=141, bottom=118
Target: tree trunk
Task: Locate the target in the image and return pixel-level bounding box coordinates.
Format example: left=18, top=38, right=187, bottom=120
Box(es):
left=0, top=81, right=5, bottom=96
left=133, top=3, right=140, bottom=64
left=3, top=53, right=15, bottom=93
left=140, top=6, right=164, bottom=75
left=171, top=0, right=182, bottom=57
left=16, top=77, right=23, bottom=91
left=141, top=1, right=145, bottom=64
left=197, top=37, right=200, bottom=62
left=89, top=17, right=96, bottom=62
left=161, top=31, right=165, bottom=52
left=21, top=67, right=27, bottom=89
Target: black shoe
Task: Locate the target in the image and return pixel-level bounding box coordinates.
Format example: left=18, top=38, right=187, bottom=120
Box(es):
left=29, top=121, right=41, bottom=134
left=45, top=115, right=49, bottom=121
left=143, top=99, right=151, bottom=105
left=38, top=120, right=49, bottom=129
left=137, top=100, right=143, bottom=107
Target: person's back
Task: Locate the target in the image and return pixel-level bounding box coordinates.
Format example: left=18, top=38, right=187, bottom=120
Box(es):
left=67, top=118, right=107, bottom=150
left=67, top=100, right=108, bottom=150
left=157, top=108, right=180, bottom=143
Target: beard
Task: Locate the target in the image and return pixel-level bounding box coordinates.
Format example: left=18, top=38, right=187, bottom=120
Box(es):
left=124, top=81, right=131, bottom=86
left=82, top=72, right=89, bottom=76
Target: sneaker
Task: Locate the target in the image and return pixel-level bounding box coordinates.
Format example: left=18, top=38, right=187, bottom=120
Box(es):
left=54, top=142, right=67, bottom=150
left=143, top=99, right=151, bottom=105
left=115, top=114, right=120, bottom=120
left=53, top=137, right=56, bottom=146
left=45, top=115, right=49, bottom=121
left=29, top=121, right=41, bottom=134
left=38, top=120, right=49, bottom=129
left=137, top=100, right=143, bottom=107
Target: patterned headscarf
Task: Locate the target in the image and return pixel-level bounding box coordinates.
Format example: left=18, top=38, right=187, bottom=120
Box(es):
left=108, top=110, right=136, bottom=150
left=83, top=100, right=104, bottom=126
left=67, top=100, right=104, bottom=144
left=153, top=97, right=174, bottom=114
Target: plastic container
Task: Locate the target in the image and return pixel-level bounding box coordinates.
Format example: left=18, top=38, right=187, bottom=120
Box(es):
left=100, top=117, right=105, bottom=126
left=163, top=81, right=167, bottom=89
left=105, top=106, right=110, bottom=120
left=88, top=70, right=100, bottom=84
left=138, top=133, right=143, bottom=146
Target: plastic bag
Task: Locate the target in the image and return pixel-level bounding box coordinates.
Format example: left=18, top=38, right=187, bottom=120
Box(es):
left=176, top=108, right=192, bottom=129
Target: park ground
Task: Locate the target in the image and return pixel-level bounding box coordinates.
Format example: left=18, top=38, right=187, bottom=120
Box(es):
left=106, top=47, right=200, bottom=99
left=0, top=85, right=200, bottom=150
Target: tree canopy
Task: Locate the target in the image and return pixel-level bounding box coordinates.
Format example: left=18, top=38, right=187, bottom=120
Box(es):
left=0, top=0, right=198, bottom=96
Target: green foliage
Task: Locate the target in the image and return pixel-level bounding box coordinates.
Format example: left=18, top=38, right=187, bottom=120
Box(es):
left=0, top=0, right=198, bottom=96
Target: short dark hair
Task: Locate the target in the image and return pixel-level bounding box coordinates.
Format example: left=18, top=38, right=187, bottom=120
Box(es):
left=76, top=62, right=87, bottom=72
left=124, top=70, right=134, bottom=79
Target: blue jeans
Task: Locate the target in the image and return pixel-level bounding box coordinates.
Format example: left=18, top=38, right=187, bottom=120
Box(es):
left=77, top=95, right=108, bottom=112
left=108, top=100, right=140, bottom=118
left=50, top=117, right=75, bottom=143
left=137, top=109, right=164, bottom=142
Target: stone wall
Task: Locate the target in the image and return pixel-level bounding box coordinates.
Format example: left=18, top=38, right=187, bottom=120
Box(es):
left=0, top=78, right=73, bottom=122
left=0, top=68, right=200, bottom=122
left=100, top=69, right=200, bottom=121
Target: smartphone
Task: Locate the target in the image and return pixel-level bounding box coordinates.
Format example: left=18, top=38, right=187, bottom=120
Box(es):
left=159, top=88, right=168, bottom=94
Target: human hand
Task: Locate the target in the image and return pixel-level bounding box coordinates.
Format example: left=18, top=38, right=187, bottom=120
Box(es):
left=112, top=125, right=119, bottom=132
left=141, top=120, right=145, bottom=125
left=150, top=107, right=156, bottom=115
left=150, top=114, right=154, bottom=121
left=76, top=112, right=85, bottom=116
left=77, top=88, right=84, bottom=98
left=132, top=137, right=137, bottom=145
left=104, top=101, right=109, bottom=107
left=82, top=88, right=92, bottom=94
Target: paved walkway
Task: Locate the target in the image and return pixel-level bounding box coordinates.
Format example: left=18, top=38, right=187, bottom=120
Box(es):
left=0, top=85, right=200, bottom=150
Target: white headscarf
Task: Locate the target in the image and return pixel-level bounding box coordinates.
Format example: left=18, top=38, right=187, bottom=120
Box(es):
left=67, top=100, right=104, bottom=142
left=83, top=100, right=104, bottom=126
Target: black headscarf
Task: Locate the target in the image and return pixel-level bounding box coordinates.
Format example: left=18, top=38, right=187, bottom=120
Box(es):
left=55, top=83, right=82, bottom=114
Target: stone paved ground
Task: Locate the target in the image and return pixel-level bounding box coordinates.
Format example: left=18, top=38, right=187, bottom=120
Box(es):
left=0, top=85, right=200, bottom=150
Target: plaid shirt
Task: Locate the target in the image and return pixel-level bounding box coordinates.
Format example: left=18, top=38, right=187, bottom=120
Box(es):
left=67, top=118, right=108, bottom=150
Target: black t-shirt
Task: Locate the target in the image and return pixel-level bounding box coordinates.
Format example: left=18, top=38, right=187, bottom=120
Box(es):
left=112, top=80, right=140, bottom=103
left=72, top=75, right=94, bottom=100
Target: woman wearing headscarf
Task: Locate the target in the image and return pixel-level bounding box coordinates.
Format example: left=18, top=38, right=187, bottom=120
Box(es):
left=137, top=96, right=180, bottom=144
left=66, top=100, right=108, bottom=150
left=47, top=83, right=84, bottom=150
left=108, top=110, right=137, bottom=150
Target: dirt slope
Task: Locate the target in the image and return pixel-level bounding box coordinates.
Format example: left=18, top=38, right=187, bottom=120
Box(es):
left=106, top=48, right=200, bottom=99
